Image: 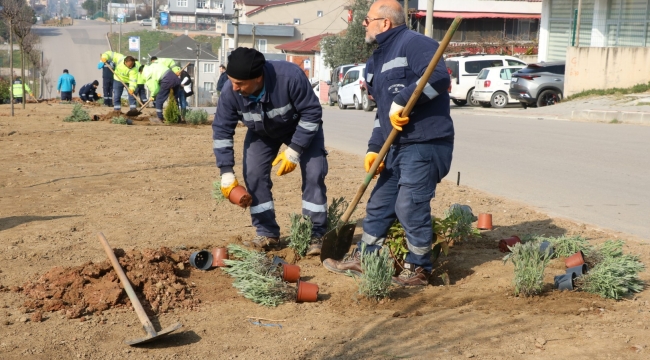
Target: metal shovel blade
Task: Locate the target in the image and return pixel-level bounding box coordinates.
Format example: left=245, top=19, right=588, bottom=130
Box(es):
left=320, top=223, right=356, bottom=262
left=124, top=322, right=183, bottom=346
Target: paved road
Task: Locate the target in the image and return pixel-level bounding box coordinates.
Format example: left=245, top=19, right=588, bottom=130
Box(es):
left=33, top=20, right=140, bottom=96
left=321, top=105, right=650, bottom=240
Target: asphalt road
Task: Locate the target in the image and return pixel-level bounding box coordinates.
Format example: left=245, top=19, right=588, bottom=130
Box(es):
left=321, top=105, right=650, bottom=240
left=33, top=20, right=140, bottom=96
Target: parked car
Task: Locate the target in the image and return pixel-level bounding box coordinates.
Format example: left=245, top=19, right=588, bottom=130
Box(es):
left=445, top=54, right=527, bottom=107
left=473, top=65, right=524, bottom=108
left=327, top=63, right=357, bottom=106
left=359, top=80, right=376, bottom=112
left=509, top=61, right=565, bottom=108
left=140, top=18, right=152, bottom=26
left=337, top=64, right=376, bottom=111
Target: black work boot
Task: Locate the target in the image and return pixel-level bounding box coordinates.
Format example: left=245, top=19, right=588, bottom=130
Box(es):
left=241, top=235, right=281, bottom=251
left=305, top=236, right=323, bottom=256
left=322, top=248, right=362, bottom=276
left=392, top=262, right=430, bottom=286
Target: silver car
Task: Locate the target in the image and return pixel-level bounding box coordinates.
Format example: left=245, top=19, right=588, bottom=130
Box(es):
left=509, top=62, right=565, bottom=108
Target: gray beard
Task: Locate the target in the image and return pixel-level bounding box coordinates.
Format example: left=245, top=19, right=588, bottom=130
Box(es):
left=365, top=36, right=377, bottom=45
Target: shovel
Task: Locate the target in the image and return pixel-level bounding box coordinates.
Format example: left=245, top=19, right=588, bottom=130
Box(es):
left=105, top=65, right=146, bottom=115
left=320, top=17, right=463, bottom=262
left=98, top=232, right=182, bottom=345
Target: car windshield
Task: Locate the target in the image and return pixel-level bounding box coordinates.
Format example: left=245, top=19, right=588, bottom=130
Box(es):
left=477, top=69, right=489, bottom=80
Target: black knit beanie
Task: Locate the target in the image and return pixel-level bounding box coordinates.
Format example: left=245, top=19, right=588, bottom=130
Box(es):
left=227, top=47, right=266, bottom=80
left=92, top=80, right=99, bottom=86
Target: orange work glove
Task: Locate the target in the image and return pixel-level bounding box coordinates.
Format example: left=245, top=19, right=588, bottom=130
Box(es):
left=272, top=148, right=300, bottom=176
left=220, top=173, right=238, bottom=198
left=364, top=152, right=385, bottom=177
left=388, top=102, right=408, bottom=131
left=128, top=88, right=134, bottom=95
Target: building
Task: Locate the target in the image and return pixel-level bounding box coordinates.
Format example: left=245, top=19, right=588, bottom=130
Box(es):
left=275, top=33, right=331, bottom=80
left=148, top=35, right=221, bottom=105
left=167, top=0, right=236, bottom=30
left=221, top=23, right=296, bottom=59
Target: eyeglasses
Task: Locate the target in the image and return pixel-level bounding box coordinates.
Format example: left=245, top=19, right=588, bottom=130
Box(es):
left=363, top=16, right=386, bottom=26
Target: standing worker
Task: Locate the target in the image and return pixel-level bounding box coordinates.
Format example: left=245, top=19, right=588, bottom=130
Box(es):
left=10, top=78, right=33, bottom=104
left=98, top=60, right=114, bottom=107
left=178, top=66, right=193, bottom=119
left=100, top=51, right=139, bottom=113
left=135, top=65, right=148, bottom=104
left=216, top=64, right=227, bottom=97
left=57, top=69, right=76, bottom=102
left=79, top=80, right=101, bottom=102
left=213, top=47, right=328, bottom=255
left=142, top=63, right=181, bottom=122
left=322, top=0, right=454, bottom=286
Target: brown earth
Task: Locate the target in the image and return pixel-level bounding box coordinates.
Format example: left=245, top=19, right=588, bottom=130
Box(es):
left=1, top=103, right=650, bottom=359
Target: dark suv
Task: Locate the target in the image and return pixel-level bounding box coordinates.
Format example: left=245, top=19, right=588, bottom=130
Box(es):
left=510, top=62, right=565, bottom=108
left=327, top=63, right=357, bottom=106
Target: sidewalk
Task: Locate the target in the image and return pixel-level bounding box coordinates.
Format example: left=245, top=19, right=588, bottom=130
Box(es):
left=452, top=93, right=650, bottom=125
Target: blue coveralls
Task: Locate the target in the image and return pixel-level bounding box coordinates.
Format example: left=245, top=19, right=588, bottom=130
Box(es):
left=212, top=61, right=328, bottom=238
left=360, top=25, right=455, bottom=271
left=79, top=83, right=99, bottom=102
left=99, top=61, right=114, bottom=107
left=155, top=70, right=181, bottom=120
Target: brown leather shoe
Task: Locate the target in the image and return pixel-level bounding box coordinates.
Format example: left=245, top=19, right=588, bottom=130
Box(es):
left=241, top=235, right=281, bottom=251
left=322, top=249, right=362, bottom=276
left=392, top=262, right=430, bottom=286
left=305, top=236, right=322, bottom=256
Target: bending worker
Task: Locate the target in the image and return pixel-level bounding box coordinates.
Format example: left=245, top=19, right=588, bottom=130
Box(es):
left=212, top=47, right=328, bottom=256
left=79, top=80, right=100, bottom=102
left=142, top=63, right=181, bottom=122
left=323, top=0, right=454, bottom=286
left=10, top=78, right=33, bottom=104
left=100, top=51, right=139, bottom=113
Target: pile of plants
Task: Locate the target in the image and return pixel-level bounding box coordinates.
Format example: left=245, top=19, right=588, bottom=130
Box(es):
left=63, top=104, right=91, bottom=122
left=185, top=109, right=211, bottom=125
left=524, top=234, right=592, bottom=259
left=503, top=241, right=553, bottom=296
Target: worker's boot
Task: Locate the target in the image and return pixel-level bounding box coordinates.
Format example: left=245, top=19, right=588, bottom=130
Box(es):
left=392, top=263, right=430, bottom=286
left=242, top=235, right=281, bottom=251
left=322, top=248, right=362, bottom=276
left=305, top=236, right=322, bottom=256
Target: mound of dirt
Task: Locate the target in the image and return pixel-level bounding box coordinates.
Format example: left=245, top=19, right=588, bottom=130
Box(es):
left=16, top=247, right=200, bottom=319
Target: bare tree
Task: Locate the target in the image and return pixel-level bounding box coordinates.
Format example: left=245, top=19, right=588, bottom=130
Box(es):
left=0, top=0, right=25, bottom=116
left=13, top=4, right=35, bottom=109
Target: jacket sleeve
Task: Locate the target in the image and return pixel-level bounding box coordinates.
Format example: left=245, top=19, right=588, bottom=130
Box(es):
left=367, top=114, right=383, bottom=153
left=57, top=76, right=62, bottom=91
left=71, top=77, right=76, bottom=88
left=127, top=69, right=138, bottom=91
left=146, top=79, right=160, bottom=97
left=212, top=88, right=242, bottom=174
left=287, top=72, right=322, bottom=154
left=392, top=36, right=450, bottom=107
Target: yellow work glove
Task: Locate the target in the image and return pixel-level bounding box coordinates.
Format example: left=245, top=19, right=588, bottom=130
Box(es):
left=128, top=88, right=134, bottom=95
left=220, top=172, right=238, bottom=198
left=389, top=102, right=408, bottom=131
left=364, top=152, right=385, bottom=177
left=272, top=147, right=300, bottom=176
left=150, top=97, right=155, bottom=102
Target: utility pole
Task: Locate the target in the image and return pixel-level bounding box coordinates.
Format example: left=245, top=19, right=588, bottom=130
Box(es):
left=195, top=44, right=200, bottom=107
left=40, top=50, right=43, bottom=99
left=119, top=19, right=122, bottom=51
left=403, top=0, right=409, bottom=30
left=575, top=0, right=583, bottom=47
left=233, top=8, right=239, bottom=48
left=425, top=0, right=434, bottom=38
left=251, top=24, right=256, bottom=49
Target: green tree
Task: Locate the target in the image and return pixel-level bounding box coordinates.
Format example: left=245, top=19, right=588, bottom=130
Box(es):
left=321, top=0, right=376, bottom=68
left=82, top=0, right=98, bottom=16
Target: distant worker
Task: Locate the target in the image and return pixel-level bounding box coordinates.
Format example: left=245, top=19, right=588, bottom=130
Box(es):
left=143, top=63, right=181, bottom=122
left=98, top=60, right=114, bottom=107
left=10, top=78, right=33, bottom=104
left=57, top=69, right=76, bottom=102
left=216, top=64, right=227, bottom=96
left=135, top=65, right=148, bottom=104
left=178, top=66, right=193, bottom=118
left=79, top=80, right=101, bottom=102
left=100, top=51, right=139, bottom=113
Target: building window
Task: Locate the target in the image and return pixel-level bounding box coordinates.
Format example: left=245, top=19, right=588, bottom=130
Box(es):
left=293, top=18, right=300, bottom=25
left=204, top=63, right=215, bottom=73
left=197, top=0, right=205, bottom=8
left=204, top=82, right=214, bottom=92
left=177, top=0, right=187, bottom=7
left=232, top=1, right=236, bottom=9
left=216, top=1, right=224, bottom=9
left=256, top=39, right=267, bottom=53
left=317, top=11, right=323, bottom=18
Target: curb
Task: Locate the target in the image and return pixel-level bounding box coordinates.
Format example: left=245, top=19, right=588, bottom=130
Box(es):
left=571, top=109, right=650, bottom=124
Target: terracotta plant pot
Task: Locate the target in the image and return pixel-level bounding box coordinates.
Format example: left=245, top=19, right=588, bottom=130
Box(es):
left=282, top=264, right=301, bottom=283
left=211, top=247, right=228, bottom=268
left=566, top=263, right=588, bottom=278
left=477, top=213, right=493, bottom=230
left=554, top=272, right=577, bottom=291
left=189, top=250, right=213, bottom=270
left=498, top=236, right=521, bottom=253
left=565, top=251, right=585, bottom=268
left=296, top=280, right=319, bottom=302
left=228, top=185, right=252, bottom=208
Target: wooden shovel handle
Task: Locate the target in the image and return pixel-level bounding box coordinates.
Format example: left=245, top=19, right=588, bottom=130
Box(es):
left=339, top=17, right=463, bottom=223
left=98, top=233, right=157, bottom=338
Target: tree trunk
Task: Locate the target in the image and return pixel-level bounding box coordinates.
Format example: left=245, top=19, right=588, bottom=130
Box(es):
left=21, top=47, right=26, bottom=109
left=9, top=20, right=14, bottom=117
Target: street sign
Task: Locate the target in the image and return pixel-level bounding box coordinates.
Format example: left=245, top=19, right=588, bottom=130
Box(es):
left=129, top=37, right=140, bottom=52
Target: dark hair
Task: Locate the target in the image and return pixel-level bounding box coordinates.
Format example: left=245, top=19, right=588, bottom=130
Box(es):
left=150, top=56, right=158, bottom=61
left=92, top=80, right=99, bottom=86
left=219, top=64, right=226, bottom=69
left=124, top=56, right=136, bottom=63
left=63, top=69, right=69, bottom=73
left=139, top=65, right=145, bottom=72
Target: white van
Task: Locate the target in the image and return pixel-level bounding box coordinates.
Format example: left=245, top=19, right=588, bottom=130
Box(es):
left=337, top=64, right=375, bottom=111
left=445, top=55, right=526, bottom=107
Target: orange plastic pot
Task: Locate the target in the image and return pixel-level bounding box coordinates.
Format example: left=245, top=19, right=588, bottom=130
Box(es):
left=229, top=185, right=252, bottom=208
left=211, top=247, right=228, bottom=268
left=282, top=264, right=301, bottom=283
left=498, top=236, right=521, bottom=253
left=565, top=251, right=585, bottom=268
left=296, top=280, right=319, bottom=303
left=477, top=213, right=493, bottom=230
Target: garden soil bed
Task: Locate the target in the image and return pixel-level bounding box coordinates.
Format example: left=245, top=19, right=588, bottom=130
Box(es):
left=1, top=103, right=650, bottom=359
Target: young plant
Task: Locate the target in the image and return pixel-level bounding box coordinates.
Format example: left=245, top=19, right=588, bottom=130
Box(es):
left=504, top=241, right=552, bottom=296
left=358, top=244, right=394, bottom=301
left=326, top=197, right=349, bottom=231
left=63, top=104, right=91, bottom=122
left=386, top=220, right=408, bottom=262
left=211, top=181, right=225, bottom=203
left=288, top=214, right=313, bottom=257
left=111, top=116, right=127, bottom=125
left=577, top=240, right=644, bottom=299
left=441, top=204, right=479, bottom=242
left=543, top=235, right=592, bottom=258
left=186, top=108, right=210, bottom=125
left=163, top=89, right=180, bottom=124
